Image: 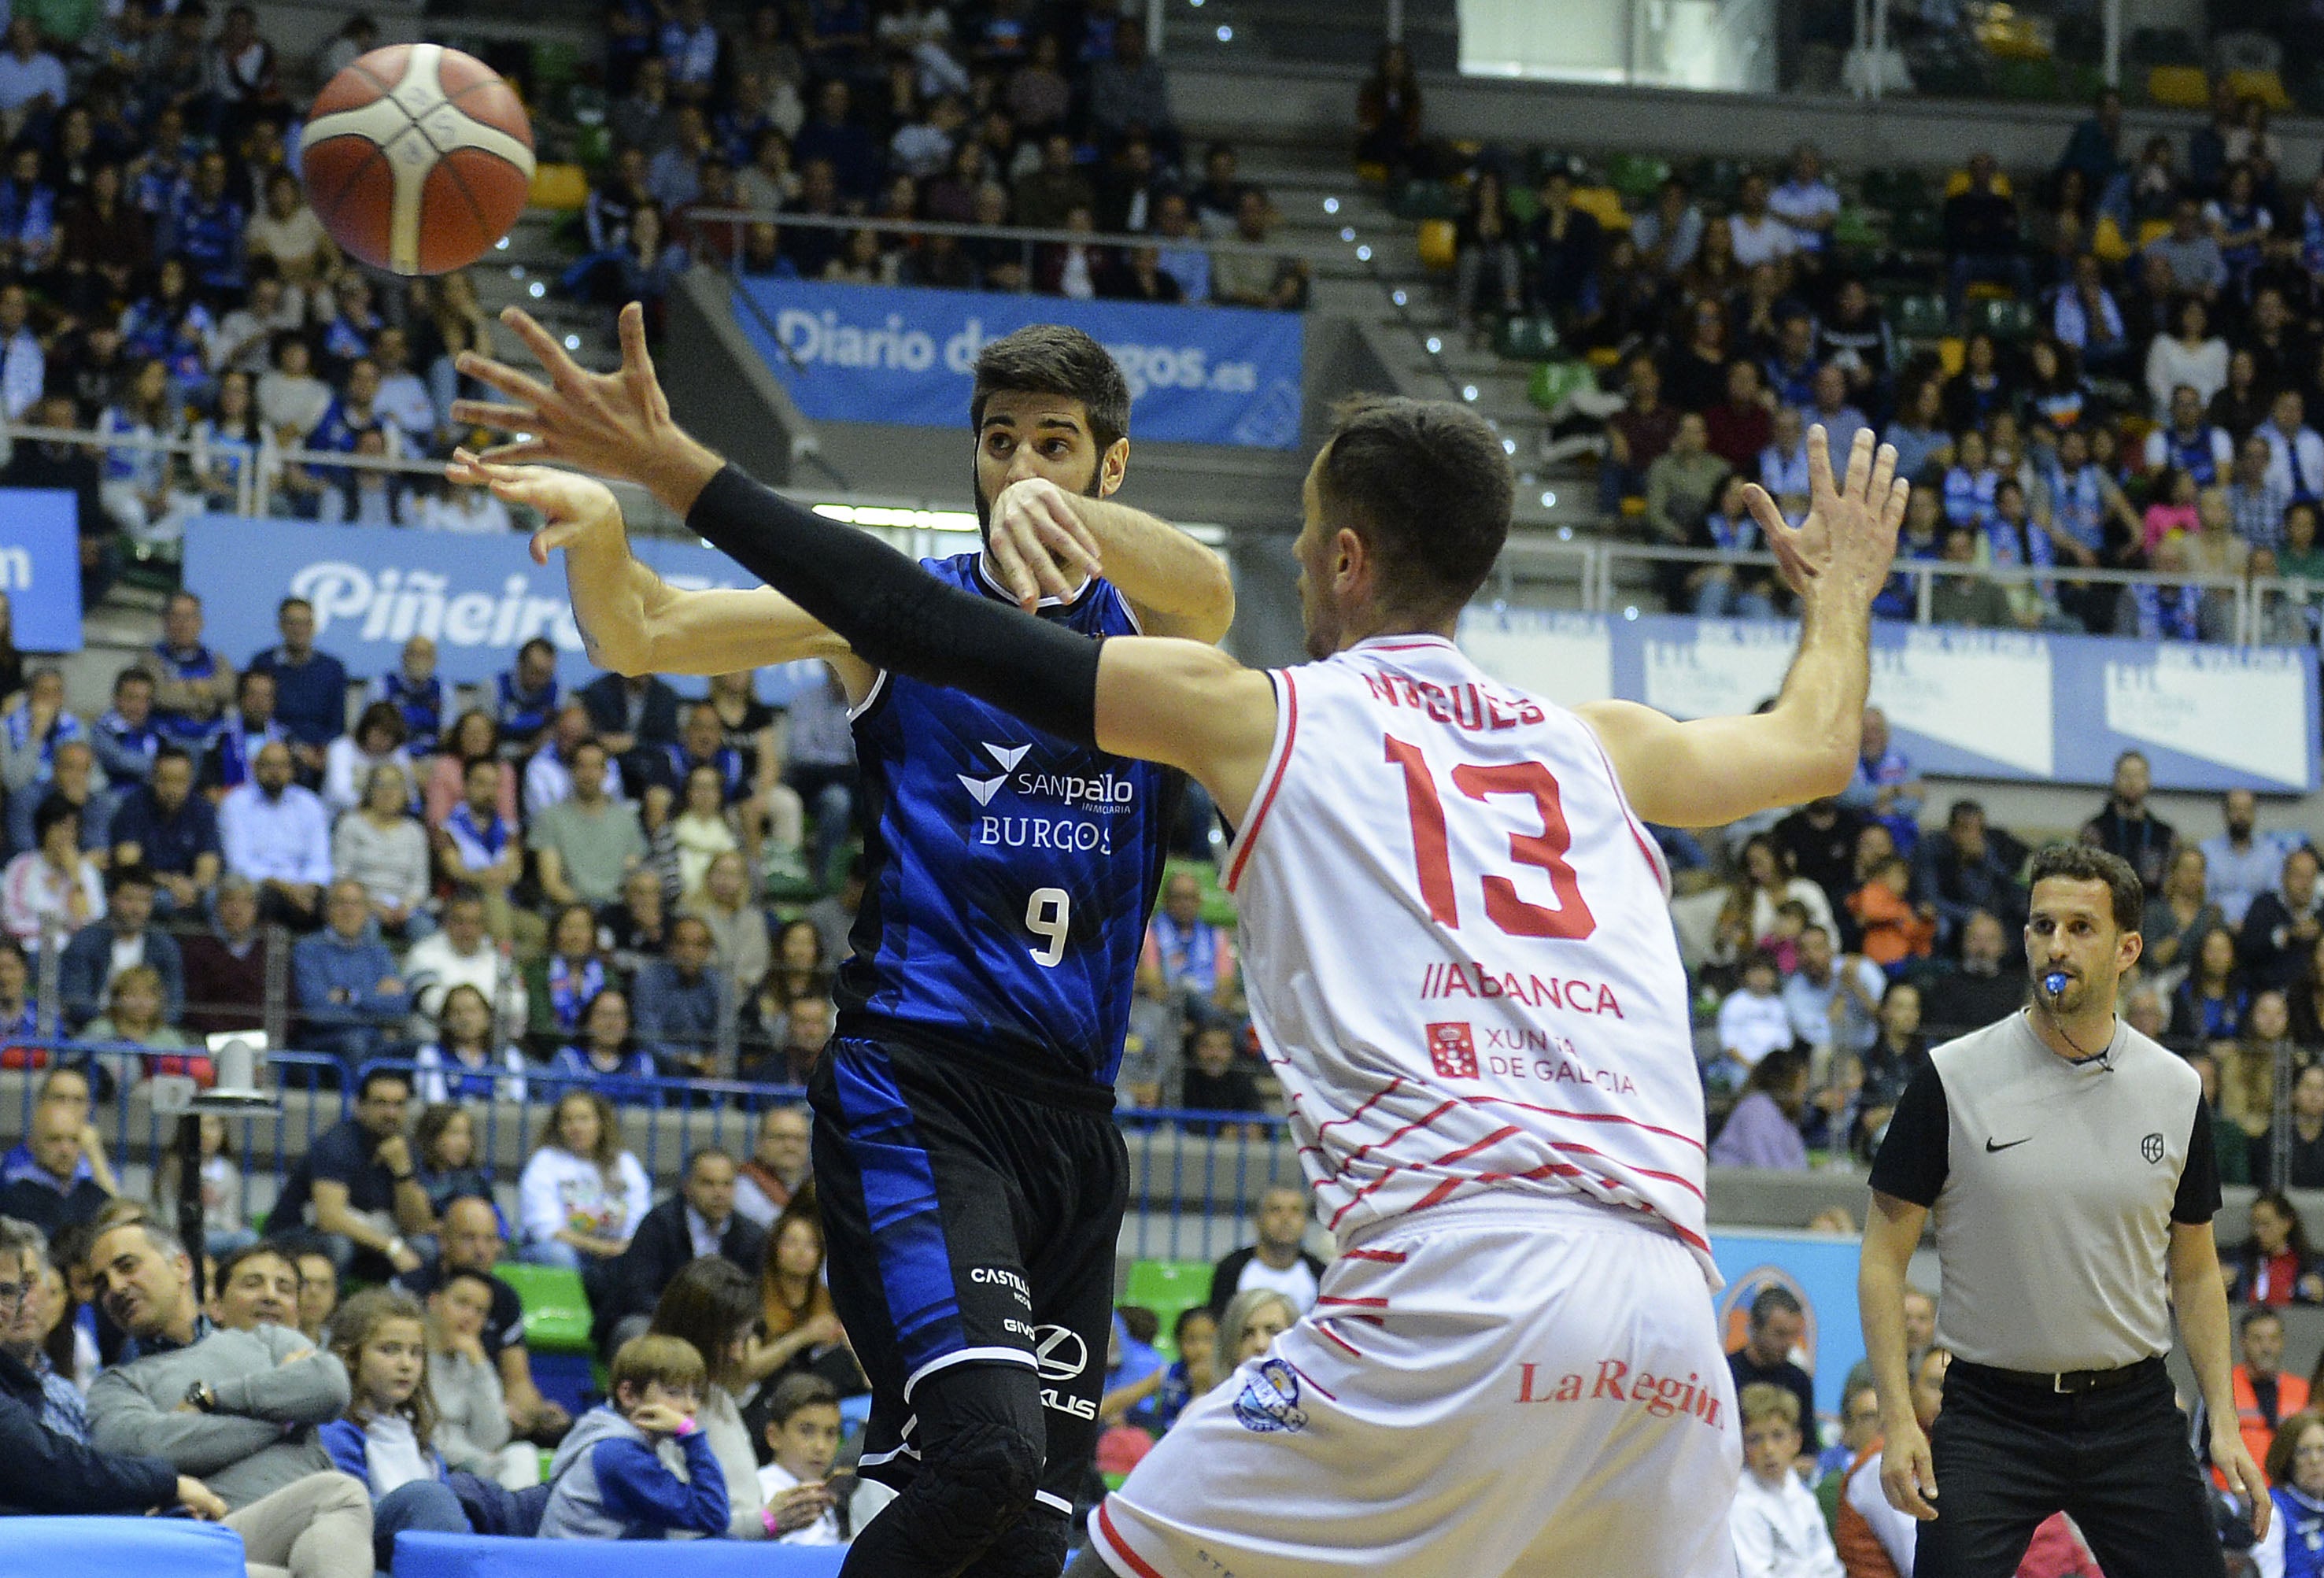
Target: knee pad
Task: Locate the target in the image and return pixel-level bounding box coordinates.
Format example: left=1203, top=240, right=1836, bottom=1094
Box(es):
left=918, top=1419, right=1045, bottom=1550
left=962, top=1505, right=1072, bottom=1578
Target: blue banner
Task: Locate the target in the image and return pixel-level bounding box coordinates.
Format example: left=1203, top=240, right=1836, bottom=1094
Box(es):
left=1711, top=1230, right=1866, bottom=1417
left=181, top=514, right=794, bottom=689
left=0, top=490, right=84, bottom=652
left=733, top=279, right=1306, bottom=449
left=1459, top=608, right=2322, bottom=792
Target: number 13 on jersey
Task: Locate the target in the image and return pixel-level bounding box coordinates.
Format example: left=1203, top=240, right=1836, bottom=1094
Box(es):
left=1385, top=734, right=1596, bottom=940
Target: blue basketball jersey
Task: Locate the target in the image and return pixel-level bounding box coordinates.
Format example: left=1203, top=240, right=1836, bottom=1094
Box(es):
left=839, top=552, right=1176, bottom=1093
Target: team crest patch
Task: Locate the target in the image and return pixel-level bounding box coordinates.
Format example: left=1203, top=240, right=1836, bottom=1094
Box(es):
left=2141, top=1133, right=2165, bottom=1164
left=1427, top=1022, right=1479, bottom=1079
left=1232, top=1358, right=1309, bottom=1434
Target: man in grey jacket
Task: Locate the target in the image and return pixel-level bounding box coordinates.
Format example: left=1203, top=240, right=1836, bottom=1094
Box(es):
left=84, top=1218, right=468, bottom=1557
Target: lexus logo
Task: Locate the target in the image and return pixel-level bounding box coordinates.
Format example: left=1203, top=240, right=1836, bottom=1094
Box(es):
left=1033, top=1325, right=1087, bottom=1381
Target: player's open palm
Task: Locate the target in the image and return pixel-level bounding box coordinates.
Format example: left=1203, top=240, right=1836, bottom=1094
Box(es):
left=1742, top=424, right=1906, bottom=612
left=453, top=301, right=677, bottom=488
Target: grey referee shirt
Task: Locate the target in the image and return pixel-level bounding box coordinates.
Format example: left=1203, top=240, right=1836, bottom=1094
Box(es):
left=1867, top=1010, right=2220, bottom=1375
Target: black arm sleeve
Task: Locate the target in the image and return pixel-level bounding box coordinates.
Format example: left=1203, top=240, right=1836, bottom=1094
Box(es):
left=1866, top=1062, right=1950, bottom=1208
left=685, top=464, right=1103, bottom=747
left=2173, top=1096, right=2222, bottom=1225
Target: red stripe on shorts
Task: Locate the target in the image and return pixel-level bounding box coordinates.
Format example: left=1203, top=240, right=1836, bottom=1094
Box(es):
left=1314, top=1295, right=1389, bottom=1308
left=1096, top=1502, right=1169, bottom=1578
left=1338, top=1247, right=1408, bottom=1263
left=1317, top=1325, right=1364, bottom=1359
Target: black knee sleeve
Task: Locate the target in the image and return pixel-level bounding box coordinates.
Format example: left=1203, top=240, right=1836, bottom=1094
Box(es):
left=960, top=1499, right=1071, bottom=1578
left=842, top=1367, right=1048, bottom=1578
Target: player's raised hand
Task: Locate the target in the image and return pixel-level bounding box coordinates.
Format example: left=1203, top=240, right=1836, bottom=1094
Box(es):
left=986, top=477, right=1105, bottom=611
left=453, top=303, right=722, bottom=512
left=1742, top=424, right=1906, bottom=609
left=447, top=447, right=629, bottom=566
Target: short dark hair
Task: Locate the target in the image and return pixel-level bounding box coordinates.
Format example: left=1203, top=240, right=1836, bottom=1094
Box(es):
left=1749, top=1284, right=1805, bottom=1325
left=2027, top=842, right=2143, bottom=933
left=153, top=745, right=194, bottom=773
left=357, top=1066, right=412, bottom=1102
left=763, top=1371, right=841, bottom=1428
left=214, top=1239, right=296, bottom=1289
left=970, top=324, right=1132, bottom=454
left=686, top=1145, right=734, bottom=1177
left=107, top=861, right=154, bottom=896
left=112, top=666, right=152, bottom=696
left=31, top=795, right=79, bottom=843
left=1315, top=396, right=1512, bottom=618
left=2241, top=1303, right=2286, bottom=1336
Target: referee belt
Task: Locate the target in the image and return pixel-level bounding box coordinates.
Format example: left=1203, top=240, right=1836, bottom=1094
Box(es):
left=1949, top=1355, right=2164, bottom=1395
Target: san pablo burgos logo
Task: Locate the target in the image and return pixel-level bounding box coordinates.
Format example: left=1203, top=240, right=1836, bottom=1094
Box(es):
left=962, top=741, right=1137, bottom=855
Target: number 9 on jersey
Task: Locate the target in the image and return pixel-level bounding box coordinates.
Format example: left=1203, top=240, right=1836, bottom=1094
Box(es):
left=1025, top=887, right=1070, bottom=966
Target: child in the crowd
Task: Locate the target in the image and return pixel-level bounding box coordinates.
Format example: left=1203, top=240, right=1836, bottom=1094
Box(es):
left=756, top=1372, right=848, bottom=1545
left=423, top=1266, right=541, bottom=1489
left=1847, top=854, right=1937, bottom=969
left=1760, top=897, right=1812, bottom=976
left=540, top=1333, right=730, bottom=1540
left=321, top=1286, right=468, bottom=1567
left=1714, top=950, right=1795, bottom=1091
left=1729, top=1383, right=1844, bottom=1578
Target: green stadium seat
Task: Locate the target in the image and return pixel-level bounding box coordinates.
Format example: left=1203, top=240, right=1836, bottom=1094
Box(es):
left=1605, top=153, right=1669, bottom=204
left=1971, top=296, right=2036, bottom=341
left=495, top=1261, right=594, bottom=1354
left=1528, top=360, right=1598, bottom=415
left=1831, top=205, right=1882, bottom=250
left=1390, top=179, right=1463, bottom=223
left=1894, top=294, right=1952, bottom=342
left=1495, top=314, right=1561, bottom=361
left=1124, top=1260, right=1214, bottom=1359
left=1505, top=185, right=1539, bottom=225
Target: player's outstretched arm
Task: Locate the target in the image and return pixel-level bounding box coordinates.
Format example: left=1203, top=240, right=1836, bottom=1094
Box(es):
left=1576, top=424, right=1906, bottom=828
left=446, top=451, right=858, bottom=679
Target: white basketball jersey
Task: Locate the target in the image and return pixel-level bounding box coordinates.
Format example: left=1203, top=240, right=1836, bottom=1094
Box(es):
left=1225, top=634, right=1713, bottom=1279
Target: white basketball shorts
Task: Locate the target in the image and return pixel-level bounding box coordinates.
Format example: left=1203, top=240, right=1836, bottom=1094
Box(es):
left=1088, top=1194, right=1742, bottom=1578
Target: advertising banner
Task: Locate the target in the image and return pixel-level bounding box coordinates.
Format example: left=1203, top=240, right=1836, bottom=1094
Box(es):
left=0, top=489, right=85, bottom=651
left=1711, top=1229, right=1867, bottom=1417
left=733, top=279, right=1306, bottom=449
left=182, top=514, right=784, bottom=688
left=1458, top=607, right=2320, bottom=792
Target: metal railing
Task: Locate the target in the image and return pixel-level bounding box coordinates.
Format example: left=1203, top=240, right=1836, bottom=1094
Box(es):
left=2, top=1035, right=1300, bottom=1258
left=682, top=203, right=1341, bottom=286
left=1482, top=536, right=2322, bottom=648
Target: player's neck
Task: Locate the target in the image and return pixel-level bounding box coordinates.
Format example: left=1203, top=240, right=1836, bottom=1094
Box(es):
left=2026, top=1000, right=2117, bottom=1064
left=1329, top=607, right=1459, bottom=654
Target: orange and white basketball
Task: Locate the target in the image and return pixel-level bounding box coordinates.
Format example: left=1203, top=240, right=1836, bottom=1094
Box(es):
left=303, top=43, right=534, bottom=277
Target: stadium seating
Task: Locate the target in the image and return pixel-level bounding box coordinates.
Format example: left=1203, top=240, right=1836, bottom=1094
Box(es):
left=1124, top=1258, right=1214, bottom=1358
left=495, top=1262, right=593, bottom=1354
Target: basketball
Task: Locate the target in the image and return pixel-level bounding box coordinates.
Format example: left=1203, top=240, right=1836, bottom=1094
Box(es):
left=302, top=43, right=534, bottom=278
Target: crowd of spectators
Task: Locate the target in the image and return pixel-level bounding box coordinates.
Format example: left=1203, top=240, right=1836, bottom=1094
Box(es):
left=1458, top=92, right=2324, bottom=643
left=0, top=0, right=527, bottom=604
left=1683, top=712, right=2324, bottom=1214
left=571, top=0, right=1310, bottom=315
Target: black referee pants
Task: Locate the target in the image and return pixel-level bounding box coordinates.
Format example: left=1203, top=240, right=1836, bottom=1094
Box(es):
left=1916, top=1358, right=2227, bottom=1578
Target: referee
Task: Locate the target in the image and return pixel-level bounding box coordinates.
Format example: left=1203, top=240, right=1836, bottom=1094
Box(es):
left=1857, top=843, right=2267, bottom=1576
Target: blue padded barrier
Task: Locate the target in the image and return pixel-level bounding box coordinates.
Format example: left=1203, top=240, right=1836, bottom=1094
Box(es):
left=393, top=1532, right=850, bottom=1576
left=7, top=1517, right=246, bottom=1576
